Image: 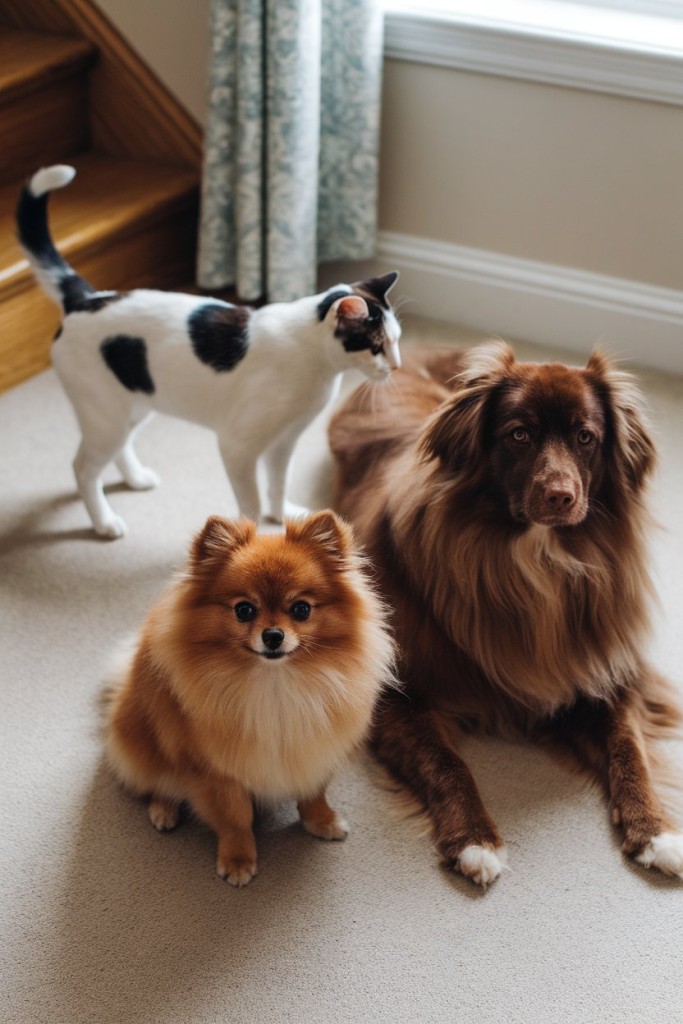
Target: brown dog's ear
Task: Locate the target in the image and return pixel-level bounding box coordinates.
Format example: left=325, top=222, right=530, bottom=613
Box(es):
left=287, top=510, right=353, bottom=565
left=191, top=516, right=255, bottom=566
left=421, top=340, right=515, bottom=470
left=585, top=349, right=655, bottom=491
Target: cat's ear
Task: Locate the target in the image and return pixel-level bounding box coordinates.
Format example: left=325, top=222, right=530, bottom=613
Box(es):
left=353, top=271, right=399, bottom=303
left=334, top=295, right=369, bottom=326
left=191, top=515, right=255, bottom=566
left=287, top=510, right=354, bottom=565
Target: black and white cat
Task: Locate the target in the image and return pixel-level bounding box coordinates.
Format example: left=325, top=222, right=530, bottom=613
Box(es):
left=17, top=165, right=401, bottom=538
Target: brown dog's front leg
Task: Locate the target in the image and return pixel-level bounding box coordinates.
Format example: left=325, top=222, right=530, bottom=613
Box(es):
left=557, top=692, right=683, bottom=878
left=371, top=699, right=507, bottom=887
left=604, top=696, right=683, bottom=877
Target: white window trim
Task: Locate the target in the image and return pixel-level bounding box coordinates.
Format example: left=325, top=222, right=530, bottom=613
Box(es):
left=383, top=2, right=683, bottom=107
left=560, top=2, right=681, bottom=16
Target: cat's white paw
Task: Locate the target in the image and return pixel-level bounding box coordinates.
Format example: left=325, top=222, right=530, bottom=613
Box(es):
left=283, top=501, right=311, bottom=520
left=124, top=466, right=160, bottom=491
left=95, top=514, right=127, bottom=539
left=457, top=844, right=508, bottom=888
left=635, top=832, right=683, bottom=878
left=262, top=501, right=311, bottom=525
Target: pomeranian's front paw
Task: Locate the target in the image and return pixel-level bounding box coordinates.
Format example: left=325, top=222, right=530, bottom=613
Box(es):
left=634, top=832, right=683, bottom=879
left=95, top=514, right=127, bottom=539
left=301, top=812, right=349, bottom=841
left=298, top=794, right=349, bottom=841
left=304, top=816, right=349, bottom=841
left=148, top=797, right=180, bottom=832
left=217, top=855, right=258, bottom=887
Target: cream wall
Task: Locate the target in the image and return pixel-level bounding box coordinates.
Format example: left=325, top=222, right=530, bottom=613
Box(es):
left=97, top=0, right=212, bottom=126
left=94, top=0, right=683, bottom=365
left=95, top=1, right=682, bottom=293
left=378, top=59, right=683, bottom=291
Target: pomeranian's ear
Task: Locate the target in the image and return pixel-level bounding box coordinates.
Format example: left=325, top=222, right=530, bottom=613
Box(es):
left=421, top=340, right=515, bottom=470
left=287, top=510, right=353, bottom=564
left=585, top=349, right=655, bottom=491
left=191, top=516, right=255, bottom=566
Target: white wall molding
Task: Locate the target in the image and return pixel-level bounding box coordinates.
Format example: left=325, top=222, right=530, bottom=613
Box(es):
left=384, top=10, right=683, bottom=107
left=321, top=232, right=683, bottom=374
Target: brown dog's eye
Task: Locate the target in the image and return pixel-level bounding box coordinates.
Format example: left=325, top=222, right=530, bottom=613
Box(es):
left=510, top=427, right=529, bottom=444
left=577, top=429, right=594, bottom=445
left=290, top=601, right=311, bottom=622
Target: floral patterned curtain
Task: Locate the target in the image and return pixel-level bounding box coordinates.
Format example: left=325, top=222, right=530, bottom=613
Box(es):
left=198, top=0, right=384, bottom=302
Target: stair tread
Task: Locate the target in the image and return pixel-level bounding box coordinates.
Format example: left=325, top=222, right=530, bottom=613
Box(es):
left=0, top=28, right=95, bottom=103
left=0, top=152, right=199, bottom=295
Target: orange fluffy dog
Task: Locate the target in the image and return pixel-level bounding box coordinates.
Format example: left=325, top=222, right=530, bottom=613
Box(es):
left=329, top=342, right=682, bottom=887
left=105, top=511, right=394, bottom=886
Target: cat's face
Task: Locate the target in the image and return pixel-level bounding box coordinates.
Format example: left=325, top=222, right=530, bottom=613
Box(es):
left=320, top=272, right=402, bottom=381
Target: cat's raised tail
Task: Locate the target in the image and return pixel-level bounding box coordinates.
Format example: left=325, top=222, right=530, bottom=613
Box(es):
left=16, top=165, right=104, bottom=313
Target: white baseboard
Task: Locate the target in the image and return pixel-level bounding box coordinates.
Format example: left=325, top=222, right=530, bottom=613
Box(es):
left=320, top=231, right=683, bottom=375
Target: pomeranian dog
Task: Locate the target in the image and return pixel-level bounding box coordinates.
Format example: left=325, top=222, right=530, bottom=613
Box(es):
left=105, top=511, right=395, bottom=886
left=329, top=342, right=682, bottom=886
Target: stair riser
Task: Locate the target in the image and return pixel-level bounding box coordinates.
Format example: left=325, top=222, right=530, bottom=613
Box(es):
left=1, top=74, right=90, bottom=187
left=0, top=197, right=199, bottom=392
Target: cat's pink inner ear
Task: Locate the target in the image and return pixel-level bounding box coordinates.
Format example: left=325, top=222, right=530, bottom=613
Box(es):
left=335, top=295, right=368, bottom=322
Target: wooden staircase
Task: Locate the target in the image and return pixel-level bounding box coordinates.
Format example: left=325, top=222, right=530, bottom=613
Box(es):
left=0, top=2, right=203, bottom=392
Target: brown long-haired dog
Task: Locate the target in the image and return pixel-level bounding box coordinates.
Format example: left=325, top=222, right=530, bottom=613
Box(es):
left=329, top=341, right=683, bottom=886
left=106, top=511, right=395, bottom=886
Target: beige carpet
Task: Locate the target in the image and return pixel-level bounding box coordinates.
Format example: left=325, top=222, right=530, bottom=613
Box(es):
left=1, top=315, right=682, bottom=1024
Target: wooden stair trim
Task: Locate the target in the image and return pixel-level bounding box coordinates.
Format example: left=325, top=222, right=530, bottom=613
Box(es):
left=0, top=0, right=203, bottom=167
left=0, top=29, right=95, bottom=104
left=0, top=1, right=204, bottom=390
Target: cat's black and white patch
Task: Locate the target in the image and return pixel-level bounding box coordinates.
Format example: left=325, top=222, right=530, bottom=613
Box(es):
left=100, top=336, right=155, bottom=394
left=188, top=304, right=251, bottom=372
left=16, top=163, right=402, bottom=539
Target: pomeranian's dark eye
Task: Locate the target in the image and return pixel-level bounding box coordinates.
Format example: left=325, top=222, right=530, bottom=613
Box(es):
left=234, top=601, right=257, bottom=622
left=577, top=428, right=594, bottom=445
left=290, top=600, right=311, bottom=622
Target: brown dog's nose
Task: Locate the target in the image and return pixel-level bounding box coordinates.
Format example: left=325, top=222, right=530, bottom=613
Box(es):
left=544, top=484, right=576, bottom=511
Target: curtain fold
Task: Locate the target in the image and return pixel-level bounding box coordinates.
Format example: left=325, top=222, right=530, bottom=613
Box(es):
left=198, top=0, right=384, bottom=302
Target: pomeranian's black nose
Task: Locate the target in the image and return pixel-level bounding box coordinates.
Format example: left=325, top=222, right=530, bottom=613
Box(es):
left=262, top=628, right=285, bottom=651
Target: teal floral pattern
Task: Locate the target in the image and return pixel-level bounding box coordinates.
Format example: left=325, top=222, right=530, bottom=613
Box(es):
left=198, top=0, right=384, bottom=301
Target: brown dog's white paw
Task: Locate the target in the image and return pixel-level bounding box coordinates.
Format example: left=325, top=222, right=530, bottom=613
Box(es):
left=635, top=832, right=683, bottom=879
left=456, top=844, right=508, bottom=888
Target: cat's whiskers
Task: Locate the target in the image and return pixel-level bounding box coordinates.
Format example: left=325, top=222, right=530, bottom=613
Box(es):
left=391, top=296, right=414, bottom=317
